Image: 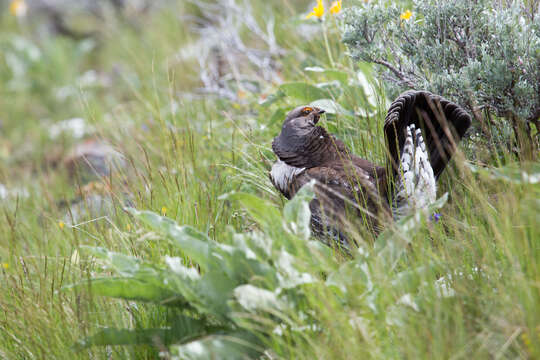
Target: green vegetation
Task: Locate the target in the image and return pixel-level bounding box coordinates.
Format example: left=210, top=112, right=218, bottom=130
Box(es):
left=0, top=1, right=538, bottom=359
left=342, top=0, right=540, bottom=159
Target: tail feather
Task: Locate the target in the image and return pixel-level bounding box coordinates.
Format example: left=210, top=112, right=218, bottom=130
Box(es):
left=392, top=124, right=437, bottom=219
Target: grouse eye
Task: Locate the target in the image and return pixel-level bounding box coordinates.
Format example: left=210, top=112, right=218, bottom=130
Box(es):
left=302, top=107, right=313, bottom=115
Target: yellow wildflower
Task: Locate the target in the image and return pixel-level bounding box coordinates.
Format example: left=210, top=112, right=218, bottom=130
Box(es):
left=306, top=0, right=325, bottom=19
left=126, top=224, right=131, bottom=231
left=521, top=331, right=530, bottom=347
left=1, top=263, right=8, bottom=270
left=400, top=10, right=413, bottom=21
left=59, top=221, right=65, bottom=230
left=161, top=207, right=167, bottom=216
left=329, top=1, right=342, bottom=15
left=9, top=0, right=27, bottom=17
left=237, top=90, right=247, bottom=99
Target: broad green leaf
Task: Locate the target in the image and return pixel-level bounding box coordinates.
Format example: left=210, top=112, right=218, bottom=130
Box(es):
left=354, top=62, right=379, bottom=109
left=131, top=208, right=277, bottom=299
left=386, top=294, right=422, bottom=327
left=309, top=99, right=353, bottom=115
left=391, top=263, right=438, bottom=289
left=219, top=192, right=281, bottom=232
left=193, top=272, right=237, bottom=319
left=233, top=284, right=284, bottom=312
left=162, top=256, right=201, bottom=302
left=326, top=260, right=372, bottom=294
left=68, top=277, right=184, bottom=305
left=76, top=328, right=170, bottom=349
left=164, top=256, right=200, bottom=280
left=214, top=244, right=277, bottom=288
left=305, top=240, right=336, bottom=269
left=283, top=181, right=315, bottom=240
left=316, top=81, right=343, bottom=98
left=355, top=68, right=378, bottom=107
left=78, top=246, right=196, bottom=299
left=127, top=208, right=213, bottom=271
left=279, top=82, right=331, bottom=103
left=240, top=231, right=271, bottom=257
left=356, top=61, right=375, bottom=80
left=283, top=199, right=311, bottom=240
left=171, top=332, right=263, bottom=360
left=80, top=246, right=141, bottom=276
left=223, top=238, right=278, bottom=286
left=275, top=249, right=315, bottom=290
left=304, top=67, right=349, bottom=84
left=76, top=315, right=213, bottom=349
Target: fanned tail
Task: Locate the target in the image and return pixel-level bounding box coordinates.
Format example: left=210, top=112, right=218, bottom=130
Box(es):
left=384, top=90, right=472, bottom=181
left=392, top=124, right=437, bottom=219
left=384, top=91, right=471, bottom=218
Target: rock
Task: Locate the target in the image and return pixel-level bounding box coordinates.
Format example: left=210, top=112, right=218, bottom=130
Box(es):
left=63, top=139, right=126, bottom=183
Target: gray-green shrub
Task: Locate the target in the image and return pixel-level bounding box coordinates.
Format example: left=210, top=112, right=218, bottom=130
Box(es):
left=341, top=0, right=539, bottom=158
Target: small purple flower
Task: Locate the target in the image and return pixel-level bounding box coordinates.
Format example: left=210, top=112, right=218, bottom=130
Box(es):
left=430, top=212, right=442, bottom=223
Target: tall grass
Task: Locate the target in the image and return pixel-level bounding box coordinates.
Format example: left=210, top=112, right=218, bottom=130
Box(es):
left=0, top=1, right=538, bottom=359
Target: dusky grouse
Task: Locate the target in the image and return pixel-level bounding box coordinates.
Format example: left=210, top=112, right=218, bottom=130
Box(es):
left=270, top=90, right=471, bottom=249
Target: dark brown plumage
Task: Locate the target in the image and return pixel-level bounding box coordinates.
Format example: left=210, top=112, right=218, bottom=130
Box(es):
left=270, top=90, right=472, bottom=248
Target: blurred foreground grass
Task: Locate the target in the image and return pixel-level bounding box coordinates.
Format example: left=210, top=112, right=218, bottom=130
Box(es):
left=0, top=1, right=538, bottom=359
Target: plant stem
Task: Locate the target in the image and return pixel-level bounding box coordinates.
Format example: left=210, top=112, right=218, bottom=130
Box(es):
left=321, top=20, right=335, bottom=68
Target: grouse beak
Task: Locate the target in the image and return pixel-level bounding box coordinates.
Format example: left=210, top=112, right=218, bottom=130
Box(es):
left=312, top=108, right=325, bottom=124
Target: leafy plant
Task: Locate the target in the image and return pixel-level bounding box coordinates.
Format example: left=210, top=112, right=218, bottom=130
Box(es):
left=341, top=0, right=540, bottom=159
left=66, top=179, right=453, bottom=358
left=66, top=183, right=322, bottom=357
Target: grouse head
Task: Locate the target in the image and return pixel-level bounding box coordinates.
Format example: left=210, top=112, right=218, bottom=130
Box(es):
left=284, top=105, right=325, bottom=126
left=278, top=106, right=326, bottom=141
left=272, top=105, right=347, bottom=169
